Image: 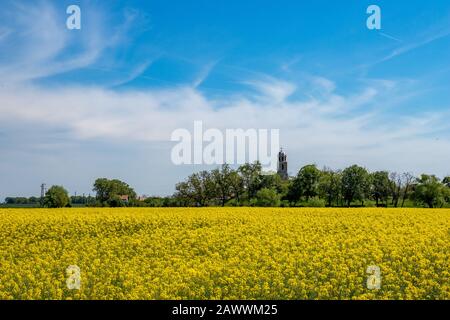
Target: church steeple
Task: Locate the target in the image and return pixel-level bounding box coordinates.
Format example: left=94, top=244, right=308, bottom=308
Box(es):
left=277, top=148, right=288, bottom=180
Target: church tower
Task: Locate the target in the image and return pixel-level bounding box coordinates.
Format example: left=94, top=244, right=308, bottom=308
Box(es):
left=277, top=149, right=288, bottom=180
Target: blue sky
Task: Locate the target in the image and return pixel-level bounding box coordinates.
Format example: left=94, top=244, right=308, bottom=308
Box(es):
left=0, top=0, right=449, bottom=198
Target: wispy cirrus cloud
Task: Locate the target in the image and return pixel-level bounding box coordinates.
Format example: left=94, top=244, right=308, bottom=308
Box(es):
left=377, top=27, right=450, bottom=64
left=280, top=56, right=302, bottom=73
left=192, top=61, right=219, bottom=88
left=0, top=0, right=147, bottom=85
left=379, top=32, right=403, bottom=43
left=108, top=60, right=154, bottom=88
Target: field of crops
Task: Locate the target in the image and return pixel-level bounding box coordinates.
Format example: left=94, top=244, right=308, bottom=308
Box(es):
left=0, top=208, right=448, bottom=300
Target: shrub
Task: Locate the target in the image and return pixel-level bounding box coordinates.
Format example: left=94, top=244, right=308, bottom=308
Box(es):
left=256, top=188, right=281, bottom=207
left=297, top=197, right=326, bottom=208
left=43, top=186, right=70, bottom=208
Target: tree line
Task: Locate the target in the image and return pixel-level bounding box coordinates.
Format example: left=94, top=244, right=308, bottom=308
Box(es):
left=4, top=194, right=96, bottom=207
left=2, top=163, right=450, bottom=208
left=172, top=163, right=450, bottom=208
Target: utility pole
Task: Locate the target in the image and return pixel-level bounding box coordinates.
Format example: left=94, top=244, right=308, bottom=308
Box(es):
left=40, top=183, right=46, bottom=198
left=40, top=183, right=46, bottom=207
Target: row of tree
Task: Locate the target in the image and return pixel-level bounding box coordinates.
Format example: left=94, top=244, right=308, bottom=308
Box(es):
left=4, top=196, right=41, bottom=205
left=2, top=179, right=137, bottom=208
left=174, top=163, right=286, bottom=207
left=41, top=179, right=137, bottom=208
left=173, top=163, right=450, bottom=208
left=4, top=164, right=450, bottom=208
left=4, top=195, right=96, bottom=206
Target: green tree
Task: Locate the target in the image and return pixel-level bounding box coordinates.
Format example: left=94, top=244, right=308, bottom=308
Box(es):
left=28, top=196, right=40, bottom=204
left=187, top=172, right=208, bottom=206
left=318, top=168, right=342, bottom=207
left=413, top=174, right=447, bottom=208
left=107, top=194, right=126, bottom=207
left=443, top=176, right=450, bottom=188
left=228, top=170, right=244, bottom=204
left=371, top=171, right=390, bottom=207
left=260, top=173, right=286, bottom=195
left=443, top=176, right=450, bottom=204
left=174, top=181, right=193, bottom=206
left=388, top=172, right=403, bottom=207
left=212, top=164, right=233, bottom=207
left=341, top=165, right=370, bottom=206
left=288, top=164, right=321, bottom=203
left=93, top=178, right=136, bottom=207
left=43, top=186, right=70, bottom=208
left=400, top=172, right=415, bottom=207
left=185, top=171, right=216, bottom=206
left=144, top=197, right=165, bottom=207
left=443, top=187, right=450, bottom=206
left=238, top=162, right=262, bottom=200
left=255, top=188, right=281, bottom=207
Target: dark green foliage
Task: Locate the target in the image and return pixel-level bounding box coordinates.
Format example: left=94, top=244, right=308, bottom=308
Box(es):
left=256, top=188, right=281, bottom=207
left=170, top=163, right=450, bottom=208
left=288, top=164, right=321, bottom=203
left=43, top=186, right=70, bottom=208
left=443, top=177, right=450, bottom=188
left=341, top=165, right=370, bottom=206
left=371, top=171, right=390, bottom=207
left=413, top=174, right=449, bottom=208
left=93, top=178, right=136, bottom=207
left=4, top=164, right=449, bottom=209
left=318, top=168, right=342, bottom=207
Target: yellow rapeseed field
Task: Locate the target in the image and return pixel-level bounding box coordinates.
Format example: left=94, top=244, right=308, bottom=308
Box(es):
left=0, top=208, right=448, bottom=300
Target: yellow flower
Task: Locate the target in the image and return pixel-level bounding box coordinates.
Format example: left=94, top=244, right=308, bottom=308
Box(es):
left=0, top=207, right=448, bottom=300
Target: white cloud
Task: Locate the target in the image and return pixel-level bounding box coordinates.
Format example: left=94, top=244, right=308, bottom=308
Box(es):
left=244, top=78, right=297, bottom=103
left=1, top=76, right=449, bottom=180
left=1, top=0, right=449, bottom=198
left=311, top=76, right=336, bottom=94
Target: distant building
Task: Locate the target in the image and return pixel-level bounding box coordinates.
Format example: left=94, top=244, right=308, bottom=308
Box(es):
left=119, top=195, right=129, bottom=203
left=277, top=149, right=288, bottom=180
left=137, top=195, right=148, bottom=201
